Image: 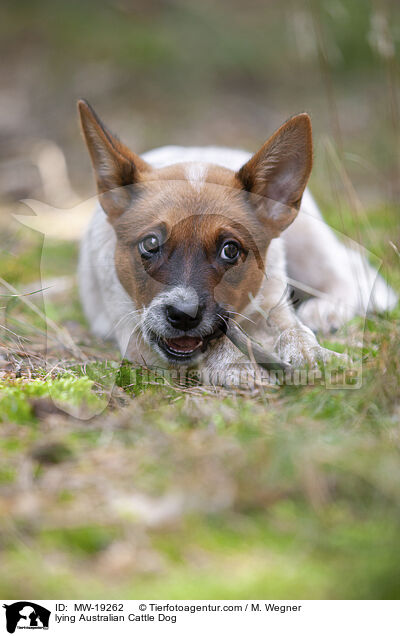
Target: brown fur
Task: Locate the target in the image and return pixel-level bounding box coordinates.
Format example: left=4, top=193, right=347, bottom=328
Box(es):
left=111, top=178, right=268, bottom=313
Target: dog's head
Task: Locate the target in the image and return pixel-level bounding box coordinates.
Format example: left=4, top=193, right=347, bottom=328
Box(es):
left=78, top=100, right=312, bottom=365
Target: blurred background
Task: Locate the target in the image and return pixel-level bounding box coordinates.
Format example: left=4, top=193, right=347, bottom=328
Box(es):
left=1, top=0, right=400, bottom=601
left=0, top=0, right=399, bottom=210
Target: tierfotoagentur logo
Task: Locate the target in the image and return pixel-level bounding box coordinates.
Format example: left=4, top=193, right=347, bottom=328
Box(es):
left=2, top=602, right=51, bottom=634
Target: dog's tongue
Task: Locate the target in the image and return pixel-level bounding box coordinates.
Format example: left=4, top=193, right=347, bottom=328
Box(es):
left=165, top=336, right=202, bottom=353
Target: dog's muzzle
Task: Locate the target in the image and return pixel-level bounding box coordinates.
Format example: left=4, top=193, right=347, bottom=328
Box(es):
left=142, top=286, right=228, bottom=364
left=151, top=314, right=227, bottom=363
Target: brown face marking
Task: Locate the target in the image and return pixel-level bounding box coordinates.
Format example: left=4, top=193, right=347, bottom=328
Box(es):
left=111, top=169, right=270, bottom=317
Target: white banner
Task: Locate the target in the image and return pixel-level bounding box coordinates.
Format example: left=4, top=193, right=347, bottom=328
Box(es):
left=1, top=600, right=399, bottom=635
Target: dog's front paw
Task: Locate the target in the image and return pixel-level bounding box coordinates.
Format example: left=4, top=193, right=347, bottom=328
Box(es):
left=202, top=359, right=275, bottom=389
left=274, top=326, right=349, bottom=368
left=202, top=338, right=270, bottom=389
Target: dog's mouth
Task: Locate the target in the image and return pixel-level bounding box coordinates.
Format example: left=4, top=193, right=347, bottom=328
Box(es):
left=162, top=336, right=203, bottom=357
left=152, top=318, right=227, bottom=363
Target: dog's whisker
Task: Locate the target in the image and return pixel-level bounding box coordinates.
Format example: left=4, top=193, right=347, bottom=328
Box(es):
left=216, top=312, right=229, bottom=331
left=107, top=309, right=143, bottom=339
left=226, top=316, right=253, bottom=340
left=130, top=322, right=143, bottom=339
left=227, top=310, right=255, bottom=325
left=134, top=329, right=146, bottom=355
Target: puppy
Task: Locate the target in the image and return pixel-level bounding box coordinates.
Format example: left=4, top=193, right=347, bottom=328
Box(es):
left=77, top=100, right=397, bottom=385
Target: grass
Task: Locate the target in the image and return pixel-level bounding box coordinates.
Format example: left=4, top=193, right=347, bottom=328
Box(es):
left=0, top=200, right=399, bottom=599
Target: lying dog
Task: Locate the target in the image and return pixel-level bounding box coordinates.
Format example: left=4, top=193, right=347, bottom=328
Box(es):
left=78, top=100, right=396, bottom=384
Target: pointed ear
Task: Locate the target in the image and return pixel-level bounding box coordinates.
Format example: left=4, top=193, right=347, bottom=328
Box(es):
left=236, top=114, right=313, bottom=237
left=78, top=99, right=151, bottom=219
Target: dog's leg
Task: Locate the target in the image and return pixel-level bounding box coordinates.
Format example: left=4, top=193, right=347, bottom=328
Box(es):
left=203, top=308, right=347, bottom=389
left=203, top=239, right=348, bottom=386
left=248, top=240, right=348, bottom=368
left=283, top=190, right=397, bottom=333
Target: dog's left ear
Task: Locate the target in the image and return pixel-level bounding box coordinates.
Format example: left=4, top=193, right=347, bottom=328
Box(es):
left=236, top=114, right=312, bottom=237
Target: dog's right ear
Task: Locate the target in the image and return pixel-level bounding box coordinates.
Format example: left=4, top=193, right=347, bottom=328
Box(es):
left=78, top=99, right=151, bottom=219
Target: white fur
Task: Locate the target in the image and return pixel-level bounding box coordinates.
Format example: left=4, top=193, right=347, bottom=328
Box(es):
left=79, top=206, right=140, bottom=356
left=79, top=145, right=397, bottom=376
left=184, top=162, right=208, bottom=192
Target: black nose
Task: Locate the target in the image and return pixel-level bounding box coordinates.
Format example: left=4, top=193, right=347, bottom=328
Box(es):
left=166, top=301, right=202, bottom=331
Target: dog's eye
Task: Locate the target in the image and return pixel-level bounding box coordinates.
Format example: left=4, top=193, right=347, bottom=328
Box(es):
left=138, top=234, right=160, bottom=257
left=220, top=241, right=241, bottom=263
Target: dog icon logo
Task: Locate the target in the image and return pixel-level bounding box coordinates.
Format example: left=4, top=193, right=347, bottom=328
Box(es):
left=3, top=602, right=51, bottom=633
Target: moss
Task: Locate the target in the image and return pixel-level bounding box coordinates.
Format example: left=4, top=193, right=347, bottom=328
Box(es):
left=0, top=376, right=105, bottom=424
